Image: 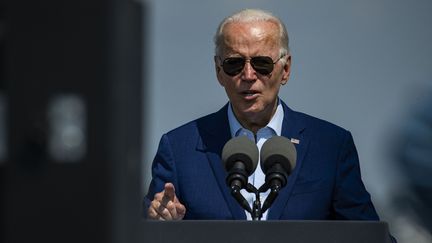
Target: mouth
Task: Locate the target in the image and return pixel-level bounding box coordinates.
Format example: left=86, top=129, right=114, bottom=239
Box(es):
left=240, top=90, right=260, bottom=99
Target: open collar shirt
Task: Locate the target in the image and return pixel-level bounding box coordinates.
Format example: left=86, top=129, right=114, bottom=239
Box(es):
left=227, top=99, right=284, bottom=220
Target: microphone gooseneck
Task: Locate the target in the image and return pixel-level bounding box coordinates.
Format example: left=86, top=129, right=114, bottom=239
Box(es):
left=222, top=135, right=297, bottom=220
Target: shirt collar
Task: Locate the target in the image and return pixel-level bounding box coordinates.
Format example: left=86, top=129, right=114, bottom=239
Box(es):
left=227, top=99, right=284, bottom=138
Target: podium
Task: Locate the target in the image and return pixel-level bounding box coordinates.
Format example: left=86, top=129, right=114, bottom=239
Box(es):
left=141, top=220, right=392, bottom=243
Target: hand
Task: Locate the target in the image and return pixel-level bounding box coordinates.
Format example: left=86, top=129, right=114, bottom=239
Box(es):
left=148, top=183, right=186, bottom=220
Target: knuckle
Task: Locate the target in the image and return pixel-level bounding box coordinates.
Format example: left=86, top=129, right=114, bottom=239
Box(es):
left=166, top=201, right=174, bottom=209
left=151, top=200, right=160, bottom=209
left=154, top=192, right=164, bottom=200
left=147, top=208, right=157, bottom=219
left=160, top=208, right=172, bottom=219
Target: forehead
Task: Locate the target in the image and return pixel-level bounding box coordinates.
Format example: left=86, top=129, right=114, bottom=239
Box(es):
left=221, top=21, right=280, bottom=56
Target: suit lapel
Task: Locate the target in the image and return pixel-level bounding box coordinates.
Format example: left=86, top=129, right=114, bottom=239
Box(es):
left=195, top=104, right=246, bottom=219
left=268, top=102, right=309, bottom=219
left=196, top=102, right=308, bottom=220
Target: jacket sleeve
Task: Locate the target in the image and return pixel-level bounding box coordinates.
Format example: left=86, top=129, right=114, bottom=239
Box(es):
left=332, top=131, right=380, bottom=220
left=142, top=134, right=179, bottom=218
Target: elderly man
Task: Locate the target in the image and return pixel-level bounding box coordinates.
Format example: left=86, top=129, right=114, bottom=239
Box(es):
left=144, top=9, right=379, bottom=222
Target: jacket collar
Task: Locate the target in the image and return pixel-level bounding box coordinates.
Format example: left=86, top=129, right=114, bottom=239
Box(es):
left=196, top=101, right=309, bottom=219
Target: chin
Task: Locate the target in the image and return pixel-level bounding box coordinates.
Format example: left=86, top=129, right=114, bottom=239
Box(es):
left=239, top=104, right=264, bottom=115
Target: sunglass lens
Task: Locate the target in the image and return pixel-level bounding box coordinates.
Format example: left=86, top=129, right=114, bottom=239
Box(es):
left=223, top=58, right=245, bottom=76
left=251, top=57, right=274, bottom=75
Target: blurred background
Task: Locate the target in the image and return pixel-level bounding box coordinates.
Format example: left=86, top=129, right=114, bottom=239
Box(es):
left=1, top=0, right=145, bottom=242
left=1, top=0, right=431, bottom=242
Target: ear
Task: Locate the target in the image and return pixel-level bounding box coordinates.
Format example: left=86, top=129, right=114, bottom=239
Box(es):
left=281, top=55, right=291, bottom=85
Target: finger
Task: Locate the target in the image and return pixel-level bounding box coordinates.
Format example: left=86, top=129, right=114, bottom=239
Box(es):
left=153, top=190, right=165, bottom=202
left=154, top=188, right=171, bottom=206
left=148, top=205, right=162, bottom=220
left=157, top=205, right=173, bottom=220
left=156, top=199, right=176, bottom=220
left=163, top=183, right=176, bottom=201
left=165, top=200, right=178, bottom=219
left=175, top=202, right=186, bottom=220
left=152, top=200, right=185, bottom=220
left=150, top=199, right=173, bottom=220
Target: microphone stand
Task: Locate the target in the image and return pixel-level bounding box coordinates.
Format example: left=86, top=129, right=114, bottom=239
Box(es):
left=245, top=183, right=262, bottom=220
left=230, top=181, right=282, bottom=221
left=249, top=180, right=283, bottom=221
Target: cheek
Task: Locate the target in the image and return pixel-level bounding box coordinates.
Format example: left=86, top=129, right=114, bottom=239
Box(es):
left=225, top=84, right=237, bottom=95
left=219, top=80, right=234, bottom=96
left=260, top=85, right=281, bottom=102
left=217, top=77, right=226, bottom=87
left=263, top=79, right=281, bottom=93
left=218, top=74, right=235, bottom=87
left=222, top=78, right=237, bottom=90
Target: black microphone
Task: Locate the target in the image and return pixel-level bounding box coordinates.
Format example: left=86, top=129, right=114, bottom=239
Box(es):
left=259, top=136, right=297, bottom=213
left=222, top=136, right=259, bottom=213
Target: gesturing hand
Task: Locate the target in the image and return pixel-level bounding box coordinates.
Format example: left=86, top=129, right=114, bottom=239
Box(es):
left=148, top=183, right=186, bottom=220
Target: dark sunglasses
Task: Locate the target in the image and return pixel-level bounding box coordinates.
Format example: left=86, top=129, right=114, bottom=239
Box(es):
left=219, top=55, right=285, bottom=76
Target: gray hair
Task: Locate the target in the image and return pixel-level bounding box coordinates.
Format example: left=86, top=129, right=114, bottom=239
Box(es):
left=214, top=9, right=290, bottom=58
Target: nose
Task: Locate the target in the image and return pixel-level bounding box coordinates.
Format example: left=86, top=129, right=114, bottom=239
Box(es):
left=241, top=60, right=257, bottom=82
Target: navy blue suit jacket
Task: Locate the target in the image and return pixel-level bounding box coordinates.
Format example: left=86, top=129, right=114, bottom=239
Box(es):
left=144, top=101, right=379, bottom=220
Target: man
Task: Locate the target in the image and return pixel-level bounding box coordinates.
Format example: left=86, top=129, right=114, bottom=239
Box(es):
left=144, top=9, right=379, bottom=221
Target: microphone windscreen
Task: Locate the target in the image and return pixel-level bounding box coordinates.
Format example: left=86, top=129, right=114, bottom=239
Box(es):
left=260, top=136, right=296, bottom=175
left=222, top=136, right=259, bottom=176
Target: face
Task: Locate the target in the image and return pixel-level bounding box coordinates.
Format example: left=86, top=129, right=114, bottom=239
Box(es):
left=215, top=21, right=291, bottom=128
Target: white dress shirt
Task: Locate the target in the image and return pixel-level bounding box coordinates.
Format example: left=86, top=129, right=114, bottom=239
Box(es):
left=227, top=100, right=284, bottom=220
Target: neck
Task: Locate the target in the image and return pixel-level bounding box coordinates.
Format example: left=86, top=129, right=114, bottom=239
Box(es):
left=233, top=100, right=278, bottom=134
